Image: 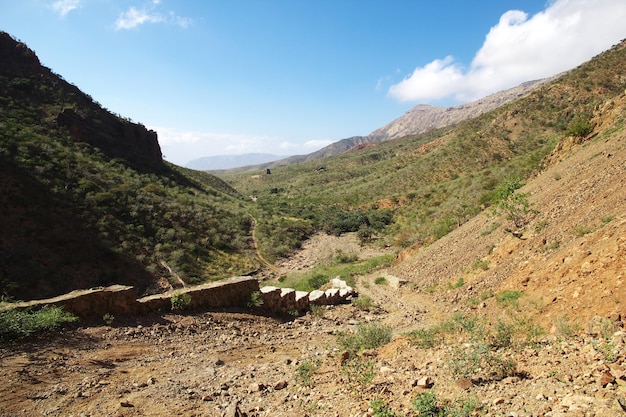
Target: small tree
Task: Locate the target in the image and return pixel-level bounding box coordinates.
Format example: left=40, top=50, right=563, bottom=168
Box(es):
left=493, top=178, right=535, bottom=228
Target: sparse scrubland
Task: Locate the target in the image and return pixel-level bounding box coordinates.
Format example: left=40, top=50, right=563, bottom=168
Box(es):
left=1, top=33, right=625, bottom=416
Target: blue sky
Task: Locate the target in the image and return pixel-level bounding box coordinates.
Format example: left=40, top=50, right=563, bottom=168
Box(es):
left=2, top=1, right=626, bottom=166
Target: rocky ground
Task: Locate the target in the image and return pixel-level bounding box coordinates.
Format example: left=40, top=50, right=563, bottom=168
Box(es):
left=1, top=95, right=626, bottom=417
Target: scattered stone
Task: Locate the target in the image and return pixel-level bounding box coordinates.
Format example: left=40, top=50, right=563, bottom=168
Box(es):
left=415, top=376, right=434, bottom=389
left=599, top=370, right=616, bottom=387
left=454, top=379, right=473, bottom=390
left=120, top=400, right=134, bottom=408
left=274, top=380, right=288, bottom=390
left=493, top=397, right=505, bottom=405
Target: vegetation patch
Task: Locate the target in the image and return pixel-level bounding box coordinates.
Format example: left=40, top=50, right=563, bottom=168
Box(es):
left=0, top=306, right=78, bottom=342
left=337, top=322, right=392, bottom=355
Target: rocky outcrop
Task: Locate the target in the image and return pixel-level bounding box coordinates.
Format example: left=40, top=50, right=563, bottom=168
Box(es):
left=259, top=278, right=357, bottom=314
left=0, top=31, right=164, bottom=172
left=56, top=108, right=163, bottom=172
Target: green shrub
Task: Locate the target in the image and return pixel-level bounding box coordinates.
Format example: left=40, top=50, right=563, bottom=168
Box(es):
left=171, top=292, right=192, bottom=311
left=370, top=398, right=396, bottom=417
left=352, top=295, right=374, bottom=310
left=246, top=291, right=263, bottom=308
left=495, top=290, right=524, bottom=309
left=296, top=358, right=320, bottom=387
left=0, top=306, right=78, bottom=342
left=566, top=113, right=593, bottom=138
left=412, top=391, right=441, bottom=416
left=448, top=342, right=516, bottom=381
left=341, top=356, right=376, bottom=386
left=374, top=276, right=388, bottom=285
left=409, top=326, right=444, bottom=349
left=337, top=322, right=392, bottom=354
left=492, top=178, right=535, bottom=228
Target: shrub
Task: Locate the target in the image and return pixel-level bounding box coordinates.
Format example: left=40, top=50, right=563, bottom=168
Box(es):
left=246, top=291, right=263, bottom=308
left=0, top=306, right=78, bottom=342
left=352, top=295, right=374, bottom=310
left=341, top=356, right=376, bottom=386
left=409, top=326, right=444, bottom=349
left=566, top=113, right=593, bottom=138
left=448, top=342, right=516, bottom=381
left=412, top=391, right=441, bottom=416
left=370, top=398, right=396, bottom=417
left=495, top=290, right=524, bottom=309
left=492, top=178, right=535, bottom=228
left=171, top=292, right=192, bottom=311
left=337, top=322, right=392, bottom=354
left=374, top=276, right=388, bottom=285
left=296, top=359, right=320, bottom=387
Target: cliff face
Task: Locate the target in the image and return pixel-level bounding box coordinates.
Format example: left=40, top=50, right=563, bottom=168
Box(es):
left=0, top=31, right=164, bottom=172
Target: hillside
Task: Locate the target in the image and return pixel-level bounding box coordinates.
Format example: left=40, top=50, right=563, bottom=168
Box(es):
left=0, top=102, right=624, bottom=415
left=186, top=153, right=288, bottom=170
left=217, top=77, right=553, bottom=174
left=0, top=32, right=259, bottom=300
left=1, top=32, right=625, bottom=417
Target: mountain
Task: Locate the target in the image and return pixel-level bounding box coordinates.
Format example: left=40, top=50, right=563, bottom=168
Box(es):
left=366, top=77, right=556, bottom=142
left=0, top=32, right=259, bottom=300
left=218, top=77, right=554, bottom=173
left=186, top=153, right=288, bottom=170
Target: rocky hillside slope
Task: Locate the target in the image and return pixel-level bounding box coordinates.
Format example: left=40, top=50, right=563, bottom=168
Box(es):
left=221, top=77, right=553, bottom=172
left=1, top=114, right=624, bottom=415
left=367, top=78, right=555, bottom=143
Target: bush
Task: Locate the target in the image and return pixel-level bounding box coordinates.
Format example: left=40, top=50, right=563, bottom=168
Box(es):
left=171, top=292, right=192, bottom=311
left=246, top=291, right=263, bottom=308
left=492, top=178, right=535, bottom=228
left=296, top=359, right=320, bottom=387
left=0, top=306, right=78, bottom=342
left=337, top=322, right=392, bottom=354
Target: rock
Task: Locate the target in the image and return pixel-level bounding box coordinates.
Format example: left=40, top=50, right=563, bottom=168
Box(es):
left=493, top=397, right=505, bottom=405
left=415, top=376, right=434, bottom=388
left=274, top=380, right=288, bottom=390
left=120, top=400, right=134, bottom=408
left=248, top=382, right=264, bottom=393
left=599, top=370, right=616, bottom=387
left=454, top=379, right=473, bottom=390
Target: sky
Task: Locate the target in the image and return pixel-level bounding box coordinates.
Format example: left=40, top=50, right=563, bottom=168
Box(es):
left=2, top=1, right=626, bottom=166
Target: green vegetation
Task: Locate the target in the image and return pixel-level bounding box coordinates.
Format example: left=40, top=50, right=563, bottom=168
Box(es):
left=171, top=292, right=192, bottom=311
left=337, top=322, right=393, bottom=355
left=374, top=276, right=388, bottom=285
left=495, top=290, right=525, bottom=309
left=412, top=392, right=479, bottom=417
left=572, top=225, right=596, bottom=237
left=4, top=34, right=626, bottom=304
left=0, top=306, right=78, bottom=342
left=246, top=290, right=264, bottom=308
left=296, top=358, right=320, bottom=387
left=491, top=178, right=535, bottom=228
left=277, top=254, right=394, bottom=292
left=341, top=356, right=377, bottom=387
left=352, top=295, right=375, bottom=310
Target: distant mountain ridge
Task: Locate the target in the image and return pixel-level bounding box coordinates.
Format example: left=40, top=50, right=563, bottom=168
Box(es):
left=217, top=77, right=556, bottom=173
left=186, top=153, right=287, bottom=170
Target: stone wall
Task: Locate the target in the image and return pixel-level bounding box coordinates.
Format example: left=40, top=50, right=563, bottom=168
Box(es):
left=259, top=278, right=356, bottom=314
left=9, top=276, right=259, bottom=318
left=5, top=277, right=358, bottom=318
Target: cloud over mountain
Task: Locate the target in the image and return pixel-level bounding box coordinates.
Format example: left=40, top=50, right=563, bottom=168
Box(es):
left=388, top=0, right=626, bottom=103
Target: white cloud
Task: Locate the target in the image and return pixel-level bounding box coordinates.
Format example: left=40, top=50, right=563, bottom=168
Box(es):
left=52, top=0, right=80, bottom=17
left=115, top=6, right=164, bottom=30
left=388, top=0, right=626, bottom=103
left=115, top=1, right=192, bottom=31
left=152, top=126, right=330, bottom=165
